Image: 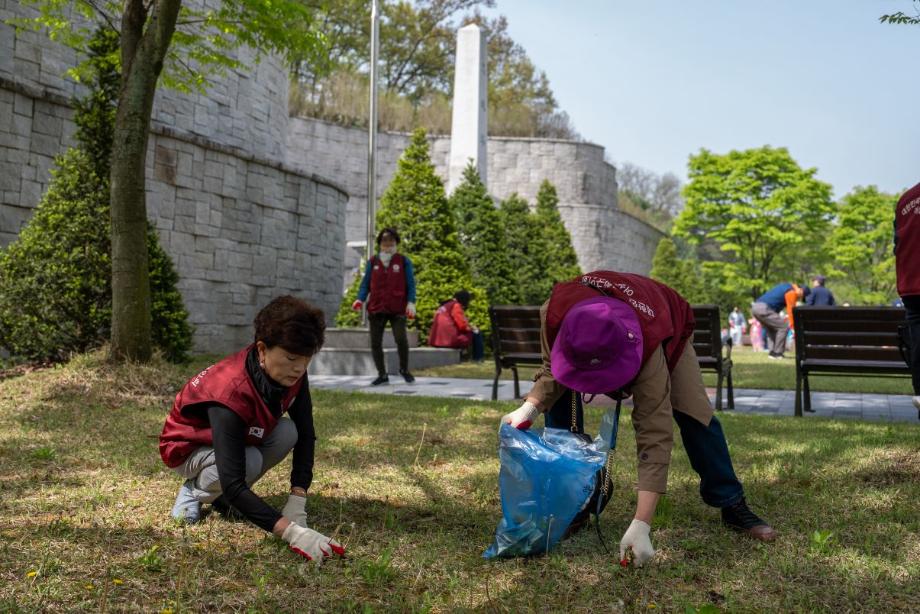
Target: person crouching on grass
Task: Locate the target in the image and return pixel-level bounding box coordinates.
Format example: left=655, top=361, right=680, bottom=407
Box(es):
left=501, top=271, right=776, bottom=567
left=159, top=296, right=344, bottom=565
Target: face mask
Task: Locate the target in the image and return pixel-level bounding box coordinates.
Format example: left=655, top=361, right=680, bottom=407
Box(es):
left=379, top=250, right=394, bottom=265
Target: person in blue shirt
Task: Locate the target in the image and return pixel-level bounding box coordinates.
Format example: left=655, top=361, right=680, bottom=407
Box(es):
left=751, top=282, right=809, bottom=359
left=805, top=275, right=836, bottom=306
left=351, top=228, right=417, bottom=385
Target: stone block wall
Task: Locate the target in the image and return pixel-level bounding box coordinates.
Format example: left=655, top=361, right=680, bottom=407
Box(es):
left=0, top=2, right=348, bottom=354
left=147, top=131, right=346, bottom=352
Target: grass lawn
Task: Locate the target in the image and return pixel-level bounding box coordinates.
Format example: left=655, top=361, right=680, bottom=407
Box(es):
left=1, top=351, right=918, bottom=612
left=417, top=346, right=915, bottom=396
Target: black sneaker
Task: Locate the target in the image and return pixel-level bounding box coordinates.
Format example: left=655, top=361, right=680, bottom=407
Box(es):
left=721, top=498, right=777, bottom=542
left=371, top=374, right=389, bottom=386
left=399, top=370, right=415, bottom=383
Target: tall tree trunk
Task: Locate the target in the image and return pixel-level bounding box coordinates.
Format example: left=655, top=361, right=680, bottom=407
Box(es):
left=110, top=0, right=182, bottom=361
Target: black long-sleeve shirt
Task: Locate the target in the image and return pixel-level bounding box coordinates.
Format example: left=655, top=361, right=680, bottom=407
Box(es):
left=205, top=348, right=315, bottom=532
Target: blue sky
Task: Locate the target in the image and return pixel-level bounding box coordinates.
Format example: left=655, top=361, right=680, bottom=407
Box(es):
left=484, top=1, right=920, bottom=198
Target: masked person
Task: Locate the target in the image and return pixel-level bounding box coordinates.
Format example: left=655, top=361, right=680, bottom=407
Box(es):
left=352, top=227, right=417, bottom=385
left=501, top=271, right=776, bottom=567
left=160, top=296, right=345, bottom=565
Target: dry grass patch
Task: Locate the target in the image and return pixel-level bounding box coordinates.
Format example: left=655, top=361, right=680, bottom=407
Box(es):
left=0, top=350, right=918, bottom=612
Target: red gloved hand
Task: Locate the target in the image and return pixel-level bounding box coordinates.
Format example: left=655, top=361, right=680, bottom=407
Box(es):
left=351, top=300, right=363, bottom=311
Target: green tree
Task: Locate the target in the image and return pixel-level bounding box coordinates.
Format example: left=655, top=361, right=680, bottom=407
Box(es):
left=673, top=146, right=835, bottom=300
left=450, top=162, right=518, bottom=304
left=336, top=129, right=489, bottom=341
left=0, top=28, right=192, bottom=362
left=14, top=0, right=325, bottom=361
left=534, top=180, right=581, bottom=298
left=880, top=2, right=920, bottom=25
left=650, top=237, right=698, bottom=300
left=827, top=186, right=897, bottom=304
left=498, top=193, right=546, bottom=304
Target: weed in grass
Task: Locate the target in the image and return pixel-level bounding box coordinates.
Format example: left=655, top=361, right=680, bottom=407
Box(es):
left=685, top=606, right=721, bottom=614
left=30, top=446, right=56, bottom=461
left=652, top=495, right=674, bottom=527
left=811, top=529, right=835, bottom=553
left=358, top=548, right=396, bottom=586
left=138, top=545, right=163, bottom=572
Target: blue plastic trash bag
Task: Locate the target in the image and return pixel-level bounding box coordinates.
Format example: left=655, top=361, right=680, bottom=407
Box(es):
left=483, top=423, right=611, bottom=558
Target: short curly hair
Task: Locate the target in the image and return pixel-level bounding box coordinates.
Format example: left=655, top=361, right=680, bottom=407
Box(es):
left=253, top=295, right=325, bottom=356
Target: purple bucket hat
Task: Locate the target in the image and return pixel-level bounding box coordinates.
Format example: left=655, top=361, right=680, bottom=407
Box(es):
left=550, top=296, right=644, bottom=394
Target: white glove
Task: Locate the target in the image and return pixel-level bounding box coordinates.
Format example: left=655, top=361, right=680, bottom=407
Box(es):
left=501, top=401, right=540, bottom=430
left=281, top=494, right=308, bottom=527
left=619, top=519, right=655, bottom=567
left=406, top=302, right=416, bottom=319
left=281, top=523, right=345, bottom=565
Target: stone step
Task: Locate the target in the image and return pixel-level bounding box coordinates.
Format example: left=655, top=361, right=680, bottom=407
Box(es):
left=324, top=327, right=420, bottom=349
left=308, top=346, right=460, bottom=376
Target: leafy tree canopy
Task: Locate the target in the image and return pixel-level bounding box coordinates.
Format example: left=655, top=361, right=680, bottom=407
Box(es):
left=673, top=146, right=835, bottom=300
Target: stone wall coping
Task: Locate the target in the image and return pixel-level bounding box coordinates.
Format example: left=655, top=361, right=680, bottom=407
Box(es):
left=289, top=113, right=604, bottom=151
left=1, top=75, right=349, bottom=199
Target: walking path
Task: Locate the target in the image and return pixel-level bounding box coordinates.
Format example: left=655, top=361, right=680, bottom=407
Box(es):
left=308, top=375, right=920, bottom=423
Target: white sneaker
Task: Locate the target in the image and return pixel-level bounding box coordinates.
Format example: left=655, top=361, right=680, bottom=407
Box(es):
left=171, top=479, right=201, bottom=524
left=913, top=396, right=920, bottom=411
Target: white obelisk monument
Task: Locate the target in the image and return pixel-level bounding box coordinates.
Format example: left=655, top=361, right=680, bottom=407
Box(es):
left=447, top=23, right=488, bottom=194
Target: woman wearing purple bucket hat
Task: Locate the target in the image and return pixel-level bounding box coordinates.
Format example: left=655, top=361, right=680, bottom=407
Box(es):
left=501, top=270, right=776, bottom=567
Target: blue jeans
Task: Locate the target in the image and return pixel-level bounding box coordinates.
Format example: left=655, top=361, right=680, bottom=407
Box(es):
left=903, top=295, right=920, bottom=395
left=471, top=330, right=485, bottom=361
left=545, top=390, right=744, bottom=508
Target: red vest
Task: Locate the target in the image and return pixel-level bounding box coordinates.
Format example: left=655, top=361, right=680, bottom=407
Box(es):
left=367, top=254, right=408, bottom=314
left=546, top=271, right=696, bottom=374
left=896, top=182, right=920, bottom=297
left=428, top=299, right=472, bottom=348
left=159, top=346, right=304, bottom=468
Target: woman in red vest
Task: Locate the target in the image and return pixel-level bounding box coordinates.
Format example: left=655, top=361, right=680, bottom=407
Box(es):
left=160, top=296, right=344, bottom=565
left=500, top=271, right=776, bottom=567
left=352, top=227, right=417, bottom=385
left=428, top=290, right=484, bottom=361
left=895, top=181, right=920, bottom=418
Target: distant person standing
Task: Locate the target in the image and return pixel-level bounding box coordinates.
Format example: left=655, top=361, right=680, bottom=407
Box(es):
left=751, top=282, right=810, bottom=359
left=749, top=317, right=764, bottom=352
left=894, top=181, right=920, bottom=417
left=728, top=307, right=746, bottom=347
left=805, top=275, right=836, bottom=306
left=352, top=228, right=417, bottom=385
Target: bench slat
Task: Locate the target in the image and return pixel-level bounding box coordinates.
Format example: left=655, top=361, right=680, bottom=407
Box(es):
left=803, top=346, right=903, bottom=362
left=497, top=339, right=542, bottom=354
left=804, top=332, right=899, bottom=346
left=801, top=358, right=910, bottom=374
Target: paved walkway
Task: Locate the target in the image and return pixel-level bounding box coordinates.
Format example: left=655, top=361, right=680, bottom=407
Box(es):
left=308, top=375, right=920, bottom=423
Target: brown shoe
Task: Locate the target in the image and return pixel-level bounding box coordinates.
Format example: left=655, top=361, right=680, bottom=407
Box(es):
left=721, top=498, right=777, bottom=542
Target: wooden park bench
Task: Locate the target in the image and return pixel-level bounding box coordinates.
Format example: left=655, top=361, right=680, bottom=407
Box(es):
left=691, top=305, right=734, bottom=411
left=792, top=306, right=910, bottom=417
left=488, top=305, right=544, bottom=401
left=489, top=303, right=735, bottom=408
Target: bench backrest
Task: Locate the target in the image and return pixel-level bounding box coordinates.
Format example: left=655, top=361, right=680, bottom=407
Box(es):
left=691, top=305, right=722, bottom=360
left=792, top=306, right=907, bottom=363
left=489, top=305, right=543, bottom=357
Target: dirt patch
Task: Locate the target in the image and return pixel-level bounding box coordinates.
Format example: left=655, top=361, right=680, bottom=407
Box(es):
left=855, top=450, right=920, bottom=485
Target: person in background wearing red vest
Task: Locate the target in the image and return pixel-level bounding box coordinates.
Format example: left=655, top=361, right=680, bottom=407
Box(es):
left=500, top=271, right=776, bottom=568
left=894, top=181, right=920, bottom=418
left=428, top=290, right=484, bottom=361
left=352, top=227, right=417, bottom=386
left=159, top=296, right=345, bottom=565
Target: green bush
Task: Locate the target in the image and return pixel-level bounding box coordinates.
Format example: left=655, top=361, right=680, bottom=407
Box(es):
left=450, top=162, right=519, bottom=305
left=498, top=193, right=547, bottom=304
left=0, top=27, right=192, bottom=362
left=534, top=179, right=581, bottom=295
